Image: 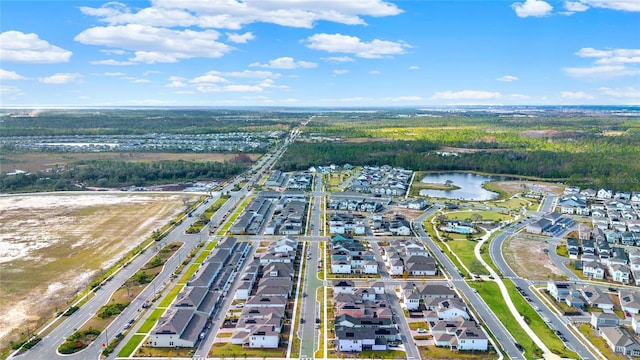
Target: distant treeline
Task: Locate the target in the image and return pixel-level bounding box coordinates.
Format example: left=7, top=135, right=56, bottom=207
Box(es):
left=0, top=159, right=248, bottom=193
left=276, top=141, right=640, bottom=191
left=0, top=109, right=307, bottom=136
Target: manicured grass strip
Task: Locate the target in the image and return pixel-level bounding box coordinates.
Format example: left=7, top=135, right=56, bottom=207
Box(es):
left=218, top=197, right=252, bottom=234
left=158, top=283, right=184, bottom=308
left=445, top=210, right=513, bottom=222
left=504, top=280, right=578, bottom=359
left=447, top=239, right=488, bottom=275
left=118, top=334, right=145, bottom=357
left=468, top=281, right=542, bottom=359
left=578, top=324, right=626, bottom=360
left=138, top=309, right=165, bottom=333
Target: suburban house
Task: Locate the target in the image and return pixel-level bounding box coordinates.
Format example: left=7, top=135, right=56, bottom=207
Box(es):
left=620, top=291, right=640, bottom=314
left=591, top=312, right=621, bottom=329
left=582, top=285, right=614, bottom=310
left=599, top=326, right=640, bottom=357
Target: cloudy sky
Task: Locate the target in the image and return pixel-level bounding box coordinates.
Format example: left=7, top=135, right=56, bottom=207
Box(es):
left=1, top=0, right=639, bottom=107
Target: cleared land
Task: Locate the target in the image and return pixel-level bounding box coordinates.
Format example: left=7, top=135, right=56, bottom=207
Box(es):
left=0, top=193, right=194, bottom=345
left=502, top=236, right=565, bottom=280
left=486, top=180, right=565, bottom=198
left=0, top=151, right=261, bottom=173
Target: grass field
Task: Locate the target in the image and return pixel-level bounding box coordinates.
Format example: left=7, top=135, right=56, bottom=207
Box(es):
left=445, top=210, right=513, bottom=222
left=118, top=334, right=145, bottom=357
left=468, top=281, right=542, bottom=359
left=446, top=240, right=488, bottom=275
left=503, top=281, right=578, bottom=359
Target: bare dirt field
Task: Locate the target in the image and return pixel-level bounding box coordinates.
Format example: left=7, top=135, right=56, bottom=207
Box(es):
left=502, top=236, right=564, bottom=280
left=0, top=193, right=194, bottom=345
left=489, top=180, right=565, bottom=197
left=1, top=152, right=261, bottom=173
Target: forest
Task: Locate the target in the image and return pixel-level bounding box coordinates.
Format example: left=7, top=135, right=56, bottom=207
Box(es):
left=2, top=107, right=640, bottom=192
left=0, top=109, right=308, bottom=136
left=0, top=158, right=249, bottom=193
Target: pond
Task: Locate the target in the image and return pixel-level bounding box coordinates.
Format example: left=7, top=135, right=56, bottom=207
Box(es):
left=419, top=173, right=505, bottom=201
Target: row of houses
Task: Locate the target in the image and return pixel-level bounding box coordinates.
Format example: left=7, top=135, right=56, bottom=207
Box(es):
left=264, top=197, right=307, bottom=235
left=547, top=281, right=640, bottom=315
left=569, top=236, right=640, bottom=285
left=231, top=237, right=299, bottom=348
left=149, top=238, right=250, bottom=348
left=348, top=166, right=413, bottom=197
left=332, top=281, right=399, bottom=351
left=327, top=192, right=389, bottom=213
left=329, top=213, right=367, bottom=235
left=380, top=239, right=437, bottom=276
left=526, top=212, right=574, bottom=236
left=330, top=236, right=378, bottom=274
left=230, top=197, right=273, bottom=235
left=400, top=283, right=489, bottom=351
left=372, top=214, right=412, bottom=236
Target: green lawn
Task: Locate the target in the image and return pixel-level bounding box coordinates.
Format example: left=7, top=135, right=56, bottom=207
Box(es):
left=445, top=210, right=513, bottom=222
left=504, top=280, right=578, bottom=358
left=137, top=308, right=165, bottom=333
left=218, top=197, right=251, bottom=234
left=118, top=334, right=145, bottom=357
left=578, top=324, right=626, bottom=360
left=468, top=281, right=542, bottom=359
left=447, top=239, right=488, bottom=275
left=158, top=283, right=184, bottom=308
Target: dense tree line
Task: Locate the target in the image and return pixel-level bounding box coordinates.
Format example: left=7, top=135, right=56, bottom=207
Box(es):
left=0, top=109, right=307, bottom=136
left=0, top=159, right=248, bottom=193
left=276, top=142, right=640, bottom=191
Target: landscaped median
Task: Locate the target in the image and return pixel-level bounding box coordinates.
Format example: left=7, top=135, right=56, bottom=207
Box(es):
left=118, top=240, right=218, bottom=357
left=57, top=242, right=183, bottom=356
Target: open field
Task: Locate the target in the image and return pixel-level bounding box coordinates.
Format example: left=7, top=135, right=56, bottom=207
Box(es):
left=485, top=180, right=565, bottom=198
left=0, top=151, right=261, bottom=174
left=502, top=236, right=565, bottom=280
left=0, top=193, right=194, bottom=346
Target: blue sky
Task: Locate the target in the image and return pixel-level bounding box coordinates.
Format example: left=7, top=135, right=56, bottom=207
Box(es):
left=1, top=0, right=639, bottom=107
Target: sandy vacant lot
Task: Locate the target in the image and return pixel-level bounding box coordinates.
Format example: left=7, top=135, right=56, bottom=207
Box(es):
left=502, top=236, right=564, bottom=280
left=0, top=193, right=193, bottom=344
left=490, top=180, right=565, bottom=197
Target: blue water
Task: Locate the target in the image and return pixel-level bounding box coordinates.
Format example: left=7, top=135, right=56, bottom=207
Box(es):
left=419, top=172, right=504, bottom=201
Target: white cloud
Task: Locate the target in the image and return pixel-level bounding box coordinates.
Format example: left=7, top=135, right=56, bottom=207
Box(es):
left=143, top=70, right=160, bottom=76
left=581, top=0, right=640, bottom=11
left=75, top=24, right=233, bottom=62
left=226, top=32, right=255, bottom=44
left=39, top=73, right=82, bottom=84
left=0, top=69, right=25, bottom=80
left=79, top=0, right=402, bottom=29
left=409, top=65, right=420, bottom=70
left=511, top=0, right=553, bottom=17
left=91, top=59, right=135, bottom=66
left=0, top=31, right=72, bottom=63
left=166, top=76, right=187, bottom=87
left=383, top=96, right=422, bottom=102
left=564, top=65, right=640, bottom=77
left=369, top=70, right=381, bottom=75
left=510, top=93, right=532, bottom=99
left=103, top=72, right=126, bottom=76
left=100, top=49, right=126, bottom=55
left=431, top=90, right=502, bottom=100
left=0, top=85, right=24, bottom=96
left=564, top=1, right=590, bottom=12
left=306, top=33, right=409, bottom=59
left=599, top=86, right=640, bottom=98
left=323, top=56, right=355, bottom=63
left=332, top=69, right=349, bottom=76
left=497, top=75, right=519, bottom=82
left=250, top=57, right=317, bottom=69
left=186, top=70, right=283, bottom=93
left=196, top=84, right=263, bottom=93
left=131, top=78, right=151, bottom=83
left=561, top=91, right=594, bottom=99
left=190, top=72, right=230, bottom=84
left=567, top=48, right=640, bottom=78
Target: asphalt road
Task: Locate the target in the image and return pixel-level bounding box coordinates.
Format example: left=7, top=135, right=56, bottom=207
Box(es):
left=488, top=199, right=598, bottom=359
left=413, top=208, right=527, bottom=360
